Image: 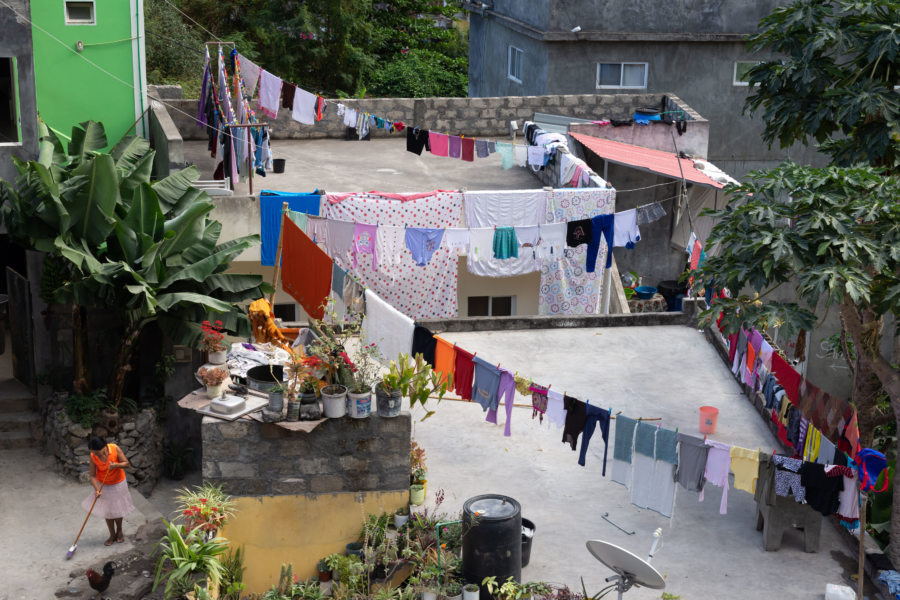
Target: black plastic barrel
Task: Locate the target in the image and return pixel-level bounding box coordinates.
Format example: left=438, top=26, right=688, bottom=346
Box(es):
left=462, top=494, right=522, bottom=600
left=521, top=518, right=535, bottom=567
left=273, top=158, right=286, bottom=173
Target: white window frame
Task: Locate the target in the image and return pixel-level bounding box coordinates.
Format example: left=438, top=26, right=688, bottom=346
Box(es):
left=595, top=62, right=648, bottom=89
left=507, top=46, right=523, bottom=84
left=64, top=1, right=96, bottom=26
left=467, top=295, right=517, bottom=317
left=733, top=61, right=759, bottom=86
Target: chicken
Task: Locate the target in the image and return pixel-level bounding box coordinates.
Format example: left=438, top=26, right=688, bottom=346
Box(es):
left=86, top=561, right=115, bottom=598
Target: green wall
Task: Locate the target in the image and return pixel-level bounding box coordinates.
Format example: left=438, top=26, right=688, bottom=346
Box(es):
left=30, top=0, right=145, bottom=145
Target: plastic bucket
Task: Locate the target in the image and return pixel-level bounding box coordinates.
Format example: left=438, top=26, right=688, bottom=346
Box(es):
left=521, top=518, right=535, bottom=567
left=273, top=158, right=286, bottom=173
left=699, top=406, right=719, bottom=434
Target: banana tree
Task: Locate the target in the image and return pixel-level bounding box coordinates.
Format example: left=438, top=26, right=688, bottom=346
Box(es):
left=0, top=120, right=271, bottom=406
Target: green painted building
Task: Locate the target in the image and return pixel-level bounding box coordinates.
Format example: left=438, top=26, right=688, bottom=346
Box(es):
left=30, top=0, right=147, bottom=144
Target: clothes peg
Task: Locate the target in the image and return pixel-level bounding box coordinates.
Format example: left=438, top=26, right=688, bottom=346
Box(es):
left=675, top=427, right=679, bottom=434
left=497, top=362, right=501, bottom=369
left=703, top=434, right=707, bottom=442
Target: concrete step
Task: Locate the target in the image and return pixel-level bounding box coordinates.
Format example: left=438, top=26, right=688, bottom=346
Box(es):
left=0, top=411, right=40, bottom=433
left=0, top=396, right=36, bottom=412
left=0, top=430, right=36, bottom=449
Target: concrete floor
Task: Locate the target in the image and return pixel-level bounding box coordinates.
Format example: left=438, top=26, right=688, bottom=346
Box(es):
left=183, top=138, right=540, bottom=194
left=409, top=326, right=859, bottom=599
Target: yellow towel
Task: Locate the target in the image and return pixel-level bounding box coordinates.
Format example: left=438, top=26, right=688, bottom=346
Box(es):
left=730, top=446, right=760, bottom=494
left=804, top=427, right=821, bottom=463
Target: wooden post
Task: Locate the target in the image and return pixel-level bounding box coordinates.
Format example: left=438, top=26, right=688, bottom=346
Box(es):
left=858, top=487, right=866, bottom=600
left=269, top=201, right=290, bottom=308
left=223, top=122, right=267, bottom=197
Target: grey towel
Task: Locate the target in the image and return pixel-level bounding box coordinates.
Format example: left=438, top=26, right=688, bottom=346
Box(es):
left=487, top=140, right=496, bottom=153
left=655, top=428, right=679, bottom=465
left=634, top=422, right=656, bottom=457
left=612, top=416, right=637, bottom=463
left=674, top=433, right=708, bottom=492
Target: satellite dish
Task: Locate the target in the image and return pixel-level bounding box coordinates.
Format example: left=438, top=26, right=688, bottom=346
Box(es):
left=585, top=539, right=665, bottom=599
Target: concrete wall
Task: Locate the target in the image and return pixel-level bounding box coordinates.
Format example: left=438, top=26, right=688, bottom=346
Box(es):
left=224, top=490, right=408, bottom=594
left=167, top=93, right=668, bottom=142
left=457, top=256, right=541, bottom=316
left=0, top=0, right=39, bottom=183
left=148, top=100, right=185, bottom=179
left=468, top=15, right=549, bottom=97
left=201, top=414, right=411, bottom=496
left=546, top=0, right=786, bottom=33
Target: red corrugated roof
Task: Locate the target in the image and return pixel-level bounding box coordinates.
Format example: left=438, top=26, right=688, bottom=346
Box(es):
left=570, top=132, right=724, bottom=189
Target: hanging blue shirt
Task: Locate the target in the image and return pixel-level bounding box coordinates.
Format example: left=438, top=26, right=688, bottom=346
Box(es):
left=259, top=190, right=322, bottom=266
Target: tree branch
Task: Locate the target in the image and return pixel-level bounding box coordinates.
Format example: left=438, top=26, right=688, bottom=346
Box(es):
left=839, top=328, right=857, bottom=380
left=841, top=300, right=900, bottom=405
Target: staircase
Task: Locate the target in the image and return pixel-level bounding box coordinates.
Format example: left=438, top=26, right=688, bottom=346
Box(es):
left=0, top=378, right=40, bottom=449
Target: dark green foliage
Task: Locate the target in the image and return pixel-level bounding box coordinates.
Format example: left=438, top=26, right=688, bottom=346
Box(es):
left=368, top=50, right=468, bottom=98
left=65, top=388, right=109, bottom=428
left=744, top=0, right=900, bottom=170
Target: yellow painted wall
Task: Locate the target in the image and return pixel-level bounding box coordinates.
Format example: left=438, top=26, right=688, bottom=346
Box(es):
left=222, top=490, right=409, bottom=594
left=457, top=256, right=541, bottom=316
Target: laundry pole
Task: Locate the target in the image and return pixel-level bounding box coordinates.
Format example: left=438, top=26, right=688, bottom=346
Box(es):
left=269, top=201, right=290, bottom=308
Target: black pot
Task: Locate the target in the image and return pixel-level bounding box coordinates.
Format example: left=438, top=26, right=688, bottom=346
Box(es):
left=273, top=158, right=286, bottom=173
left=300, top=391, right=318, bottom=405
left=376, top=385, right=402, bottom=417
left=346, top=541, right=364, bottom=558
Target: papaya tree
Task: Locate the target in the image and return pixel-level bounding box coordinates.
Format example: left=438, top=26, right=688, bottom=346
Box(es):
left=0, top=120, right=271, bottom=406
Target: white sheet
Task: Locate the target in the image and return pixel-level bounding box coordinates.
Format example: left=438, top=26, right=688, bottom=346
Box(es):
left=463, top=190, right=546, bottom=276
left=361, top=289, right=414, bottom=364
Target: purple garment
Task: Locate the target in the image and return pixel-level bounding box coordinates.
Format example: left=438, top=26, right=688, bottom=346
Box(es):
left=749, top=329, right=764, bottom=352
left=197, top=62, right=211, bottom=128
left=486, top=369, right=516, bottom=437
left=448, top=135, right=462, bottom=159
left=700, top=440, right=732, bottom=514
left=352, top=223, right=378, bottom=270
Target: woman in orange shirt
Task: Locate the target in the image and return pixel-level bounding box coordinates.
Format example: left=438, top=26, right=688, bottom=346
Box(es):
left=81, top=436, right=135, bottom=546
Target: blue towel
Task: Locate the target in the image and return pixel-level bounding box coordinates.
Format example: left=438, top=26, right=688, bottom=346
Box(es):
left=655, top=428, right=679, bottom=465
left=613, top=415, right=637, bottom=463
left=634, top=422, right=656, bottom=457
left=332, top=263, right=346, bottom=296
left=471, top=356, right=501, bottom=412
left=259, top=191, right=321, bottom=266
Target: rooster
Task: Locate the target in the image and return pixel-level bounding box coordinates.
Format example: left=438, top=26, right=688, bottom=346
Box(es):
left=86, top=561, right=115, bottom=599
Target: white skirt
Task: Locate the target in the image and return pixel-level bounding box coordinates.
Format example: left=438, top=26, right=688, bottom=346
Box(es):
left=81, top=480, right=136, bottom=520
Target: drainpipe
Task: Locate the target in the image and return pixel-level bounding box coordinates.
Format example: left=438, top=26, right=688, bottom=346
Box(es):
left=434, top=519, right=462, bottom=592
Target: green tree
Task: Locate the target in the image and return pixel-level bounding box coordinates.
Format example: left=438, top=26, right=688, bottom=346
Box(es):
left=703, top=0, right=900, bottom=564
left=0, top=121, right=270, bottom=405
left=744, top=0, right=900, bottom=170
left=368, top=50, right=467, bottom=98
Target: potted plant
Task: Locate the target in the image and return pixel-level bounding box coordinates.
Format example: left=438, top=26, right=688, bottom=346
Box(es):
left=323, top=553, right=344, bottom=582
left=197, top=366, right=228, bottom=398
left=199, top=319, right=228, bottom=365
left=443, top=580, right=463, bottom=600
left=462, top=583, right=479, bottom=600
left=306, top=303, right=361, bottom=419
left=410, top=483, right=426, bottom=506
left=316, top=558, right=331, bottom=582
left=346, top=342, right=380, bottom=419
left=377, top=355, right=412, bottom=418
left=268, top=382, right=285, bottom=413
left=382, top=353, right=454, bottom=419
left=411, top=441, right=427, bottom=494
left=394, top=505, right=410, bottom=530
left=299, top=376, right=319, bottom=405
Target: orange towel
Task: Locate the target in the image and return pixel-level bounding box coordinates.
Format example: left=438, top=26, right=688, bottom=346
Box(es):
left=746, top=342, right=757, bottom=374
left=434, top=335, right=456, bottom=388
left=281, top=216, right=332, bottom=321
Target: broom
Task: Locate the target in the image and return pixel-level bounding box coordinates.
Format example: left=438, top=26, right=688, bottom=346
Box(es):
left=66, top=469, right=110, bottom=559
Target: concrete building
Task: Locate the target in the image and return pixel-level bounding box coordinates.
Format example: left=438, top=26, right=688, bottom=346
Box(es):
left=29, top=0, right=148, bottom=144
left=0, top=0, right=38, bottom=184
left=463, top=0, right=824, bottom=179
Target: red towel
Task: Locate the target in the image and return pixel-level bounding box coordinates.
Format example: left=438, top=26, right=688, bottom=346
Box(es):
left=772, top=353, right=801, bottom=405
left=453, top=347, right=475, bottom=401
left=461, top=137, right=475, bottom=162
left=281, top=216, right=332, bottom=321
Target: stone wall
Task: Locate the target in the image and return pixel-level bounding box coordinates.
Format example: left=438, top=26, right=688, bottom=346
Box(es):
left=201, top=414, right=411, bottom=497
left=165, top=93, right=672, bottom=141
left=42, top=397, right=163, bottom=495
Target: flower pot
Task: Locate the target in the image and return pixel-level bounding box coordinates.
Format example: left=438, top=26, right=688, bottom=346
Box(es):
left=286, top=401, right=301, bottom=421
left=410, top=485, right=425, bottom=506
left=347, top=388, right=372, bottom=419
left=376, top=385, right=402, bottom=417
left=442, top=593, right=462, bottom=600
left=300, top=391, right=318, bottom=405
left=321, top=385, right=347, bottom=418
left=317, top=569, right=331, bottom=582
left=462, top=585, right=479, bottom=600
left=423, top=590, right=438, bottom=600
left=268, top=391, right=284, bottom=412
left=394, top=512, right=409, bottom=530
left=346, top=541, right=364, bottom=558
left=206, top=384, right=224, bottom=399
left=208, top=350, right=227, bottom=365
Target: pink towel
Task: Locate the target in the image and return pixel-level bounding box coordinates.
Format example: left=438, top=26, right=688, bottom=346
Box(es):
left=700, top=440, right=731, bottom=514
left=429, top=132, right=449, bottom=157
